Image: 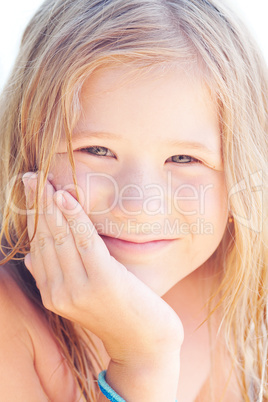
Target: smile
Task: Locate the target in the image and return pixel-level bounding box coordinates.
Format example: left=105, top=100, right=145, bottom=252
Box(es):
left=100, top=235, right=179, bottom=254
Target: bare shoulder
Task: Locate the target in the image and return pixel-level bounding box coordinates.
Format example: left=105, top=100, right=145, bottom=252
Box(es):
left=0, top=263, right=37, bottom=344
left=0, top=263, right=82, bottom=401
left=0, top=263, right=50, bottom=400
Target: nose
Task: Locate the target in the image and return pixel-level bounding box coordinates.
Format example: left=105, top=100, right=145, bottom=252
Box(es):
left=111, top=163, right=169, bottom=217
left=117, top=183, right=163, bottom=215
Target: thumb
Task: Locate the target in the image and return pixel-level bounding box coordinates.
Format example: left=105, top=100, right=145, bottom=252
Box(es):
left=24, top=253, right=33, bottom=274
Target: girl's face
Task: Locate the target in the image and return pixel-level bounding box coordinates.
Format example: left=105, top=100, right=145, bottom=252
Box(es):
left=50, top=65, right=229, bottom=296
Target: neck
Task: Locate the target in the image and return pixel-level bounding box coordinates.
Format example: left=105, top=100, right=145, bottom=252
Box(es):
left=163, top=259, right=222, bottom=323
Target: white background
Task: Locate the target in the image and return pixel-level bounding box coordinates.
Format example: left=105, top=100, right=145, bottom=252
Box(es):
left=0, top=0, right=267, bottom=91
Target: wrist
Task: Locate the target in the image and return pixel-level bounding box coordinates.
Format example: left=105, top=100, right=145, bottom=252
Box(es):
left=102, top=318, right=184, bottom=365
left=100, top=350, right=180, bottom=402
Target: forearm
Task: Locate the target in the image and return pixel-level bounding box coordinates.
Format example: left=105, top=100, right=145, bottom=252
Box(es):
left=97, top=350, right=180, bottom=402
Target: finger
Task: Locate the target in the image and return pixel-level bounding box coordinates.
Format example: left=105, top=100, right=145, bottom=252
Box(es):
left=53, top=190, right=117, bottom=283
left=24, top=253, right=33, bottom=274
left=41, top=180, right=88, bottom=284
left=23, top=173, right=48, bottom=289
left=24, top=175, right=66, bottom=288
left=24, top=252, right=42, bottom=293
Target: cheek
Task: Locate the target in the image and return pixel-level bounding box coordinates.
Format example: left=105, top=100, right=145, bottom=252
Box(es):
left=172, top=172, right=229, bottom=254
left=79, top=174, right=119, bottom=214
left=172, top=172, right=228, bottom=219
left=200, top=175, right=229, bottom=229
left=187, top=173, right=229, bottom=265
left=49, top=155, right=73, bottom=190
left=50, top=157, right=118, bottom=214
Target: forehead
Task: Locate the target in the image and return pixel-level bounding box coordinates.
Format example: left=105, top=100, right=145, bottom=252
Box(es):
left=76, top=63, right=220, bottom=151
left=81, top=61, right=212, bottom=97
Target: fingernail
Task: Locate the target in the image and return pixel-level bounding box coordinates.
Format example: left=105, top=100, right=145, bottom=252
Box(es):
left=54, top=191, right=81, bottom=212
left=22, top=172, right=37, bottom=188
left=22, top=172, right=37, bottom=208
left=54, top=192, right=67, bottom=208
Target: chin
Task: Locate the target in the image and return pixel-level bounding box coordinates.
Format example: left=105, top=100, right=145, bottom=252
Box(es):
left=123, top=262, right=191, bottom=297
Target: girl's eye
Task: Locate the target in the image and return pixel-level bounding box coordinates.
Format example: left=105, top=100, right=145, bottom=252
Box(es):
left=167, top=155, right=201, bottom=164
left=77, top=146, right=115, bottom=157
left=76, top=148, right=200, bottom=164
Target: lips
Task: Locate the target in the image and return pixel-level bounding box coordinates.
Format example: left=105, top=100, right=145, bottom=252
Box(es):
left=99, top=233, right=177, bottom=243
left=100, top=234, right=178, bottom=254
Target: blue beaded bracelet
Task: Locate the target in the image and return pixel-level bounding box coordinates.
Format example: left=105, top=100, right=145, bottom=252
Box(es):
left=98, top=370, right=126, bottom=402
left=98, top=370, right=178, bottom=402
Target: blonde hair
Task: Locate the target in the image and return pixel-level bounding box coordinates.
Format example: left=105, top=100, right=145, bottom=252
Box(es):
left=0, top=0, right=267, bottom=400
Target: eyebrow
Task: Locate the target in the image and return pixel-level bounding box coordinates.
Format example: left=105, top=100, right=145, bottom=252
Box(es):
left=71, top=130, right=218, bottom=155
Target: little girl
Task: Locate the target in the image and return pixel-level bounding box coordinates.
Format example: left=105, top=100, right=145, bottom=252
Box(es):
left=0, top=0, right=267, bottom=401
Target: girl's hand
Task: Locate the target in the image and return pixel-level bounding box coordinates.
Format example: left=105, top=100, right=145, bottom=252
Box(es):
left=22, top=172, right=184, bottom=366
